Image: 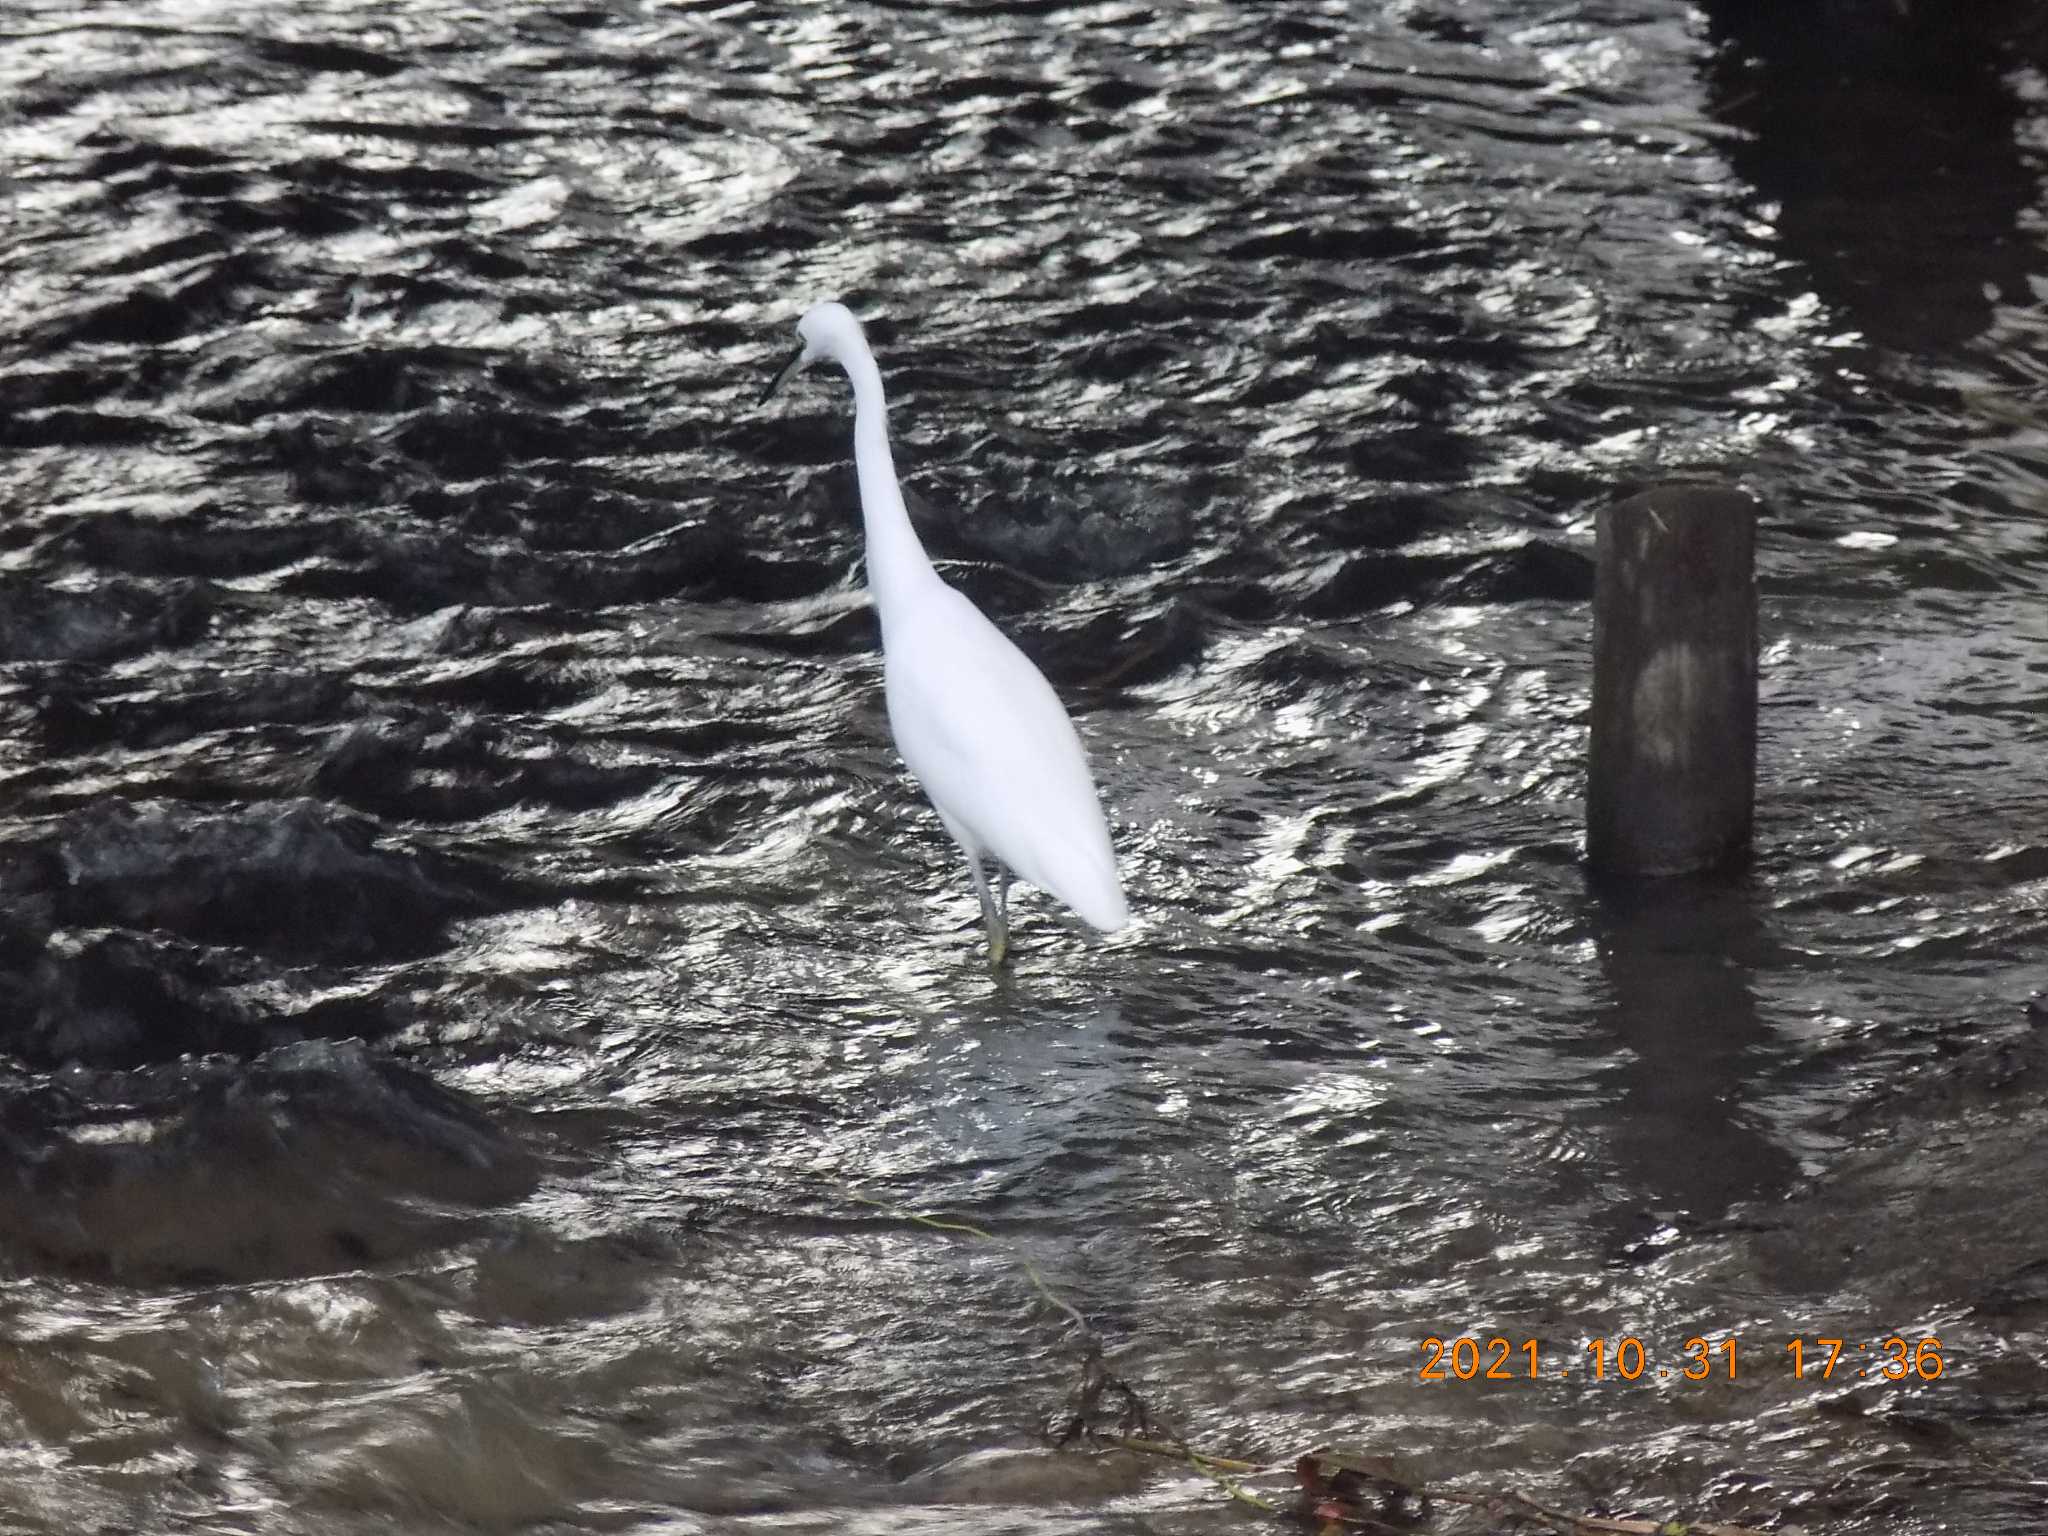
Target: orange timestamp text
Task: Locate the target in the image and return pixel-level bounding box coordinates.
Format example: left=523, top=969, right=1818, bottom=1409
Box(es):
left=1419, top=1335, right=1945, bottom=1383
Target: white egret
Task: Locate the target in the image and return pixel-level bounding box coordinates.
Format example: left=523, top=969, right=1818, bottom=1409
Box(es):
left=760, top=301, right=1129, bottom=965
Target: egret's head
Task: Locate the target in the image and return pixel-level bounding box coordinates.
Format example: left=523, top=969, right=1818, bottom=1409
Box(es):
left=758, top=301, right=866, bottom=406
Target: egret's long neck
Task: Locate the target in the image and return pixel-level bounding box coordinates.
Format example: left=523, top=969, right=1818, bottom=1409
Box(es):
left=839, top=348, right=937, bottom=617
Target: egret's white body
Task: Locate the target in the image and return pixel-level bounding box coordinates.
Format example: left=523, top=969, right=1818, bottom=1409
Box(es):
left=762, top=301, right=1128, bottom=962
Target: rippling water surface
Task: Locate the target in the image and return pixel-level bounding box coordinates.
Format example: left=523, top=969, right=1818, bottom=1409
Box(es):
left=3, top=1, right=2046, bottom=1531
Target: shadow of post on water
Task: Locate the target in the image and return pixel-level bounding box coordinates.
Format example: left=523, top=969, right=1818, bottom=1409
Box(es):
left=1584, top=874, right=1798, bottom=1254
left=1698, top=0, right=2043, bottom=353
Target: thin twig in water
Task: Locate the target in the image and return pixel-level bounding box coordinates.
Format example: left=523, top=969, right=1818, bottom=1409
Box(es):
left=1100, top=1434, right=1264, bottom=1476
left=832, top=1183, right=1091, bottom=1336
left=1099, top=1433, right=1280, bottom=1513
left=833, top=1186, right=1776, bottom=1536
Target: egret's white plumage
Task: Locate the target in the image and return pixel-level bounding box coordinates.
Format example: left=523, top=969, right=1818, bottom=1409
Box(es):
left=761, top=301, right=1128, bottom=962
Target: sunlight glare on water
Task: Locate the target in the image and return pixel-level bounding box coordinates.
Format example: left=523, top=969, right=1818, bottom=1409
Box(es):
left=0, top=1, right=2044, bottom=1532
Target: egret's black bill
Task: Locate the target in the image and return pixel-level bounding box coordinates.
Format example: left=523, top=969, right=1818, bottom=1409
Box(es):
left=758, top=343, right=804, bottom=407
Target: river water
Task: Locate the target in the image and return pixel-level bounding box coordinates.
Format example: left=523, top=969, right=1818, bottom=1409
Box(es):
left=1, top=1, right=2045, bottom=1531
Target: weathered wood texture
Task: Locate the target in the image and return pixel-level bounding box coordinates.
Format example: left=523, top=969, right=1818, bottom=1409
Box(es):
left=1588, top=485, right=1758, bottom=877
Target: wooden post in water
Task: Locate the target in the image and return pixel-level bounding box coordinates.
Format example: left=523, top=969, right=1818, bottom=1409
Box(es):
left=1587, top=484, right=1758, bottom=878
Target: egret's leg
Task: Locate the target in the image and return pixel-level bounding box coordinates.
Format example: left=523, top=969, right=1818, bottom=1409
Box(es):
left=965, top=852, right=1009, bottom=968
left=991, top=866, right=1012, bottom=968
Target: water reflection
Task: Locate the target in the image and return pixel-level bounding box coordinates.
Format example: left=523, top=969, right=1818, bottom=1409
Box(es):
left=1702, top=0, right=2041, bottom=352
left=1584, top=878, right=1798, bottom=1249
left=1, top=0, right=2045, bottom=1529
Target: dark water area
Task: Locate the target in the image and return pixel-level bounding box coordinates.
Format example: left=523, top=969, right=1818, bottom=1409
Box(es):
left=2, top=1, right=2046, bottom=1530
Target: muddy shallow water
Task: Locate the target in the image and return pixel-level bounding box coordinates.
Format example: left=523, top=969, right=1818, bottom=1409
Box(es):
left=1, top=1, right=2046, bottom=1531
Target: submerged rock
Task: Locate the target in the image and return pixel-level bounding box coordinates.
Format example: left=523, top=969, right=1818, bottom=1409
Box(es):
left=0, top=1041, right=539, bottom=1284
left=44, top=797, right=534, bottom=963
left=0, top=573, right=213, bottom=663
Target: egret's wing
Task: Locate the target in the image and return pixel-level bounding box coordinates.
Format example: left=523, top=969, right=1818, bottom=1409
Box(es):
left=882, top=585, right=1127, bottom=930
